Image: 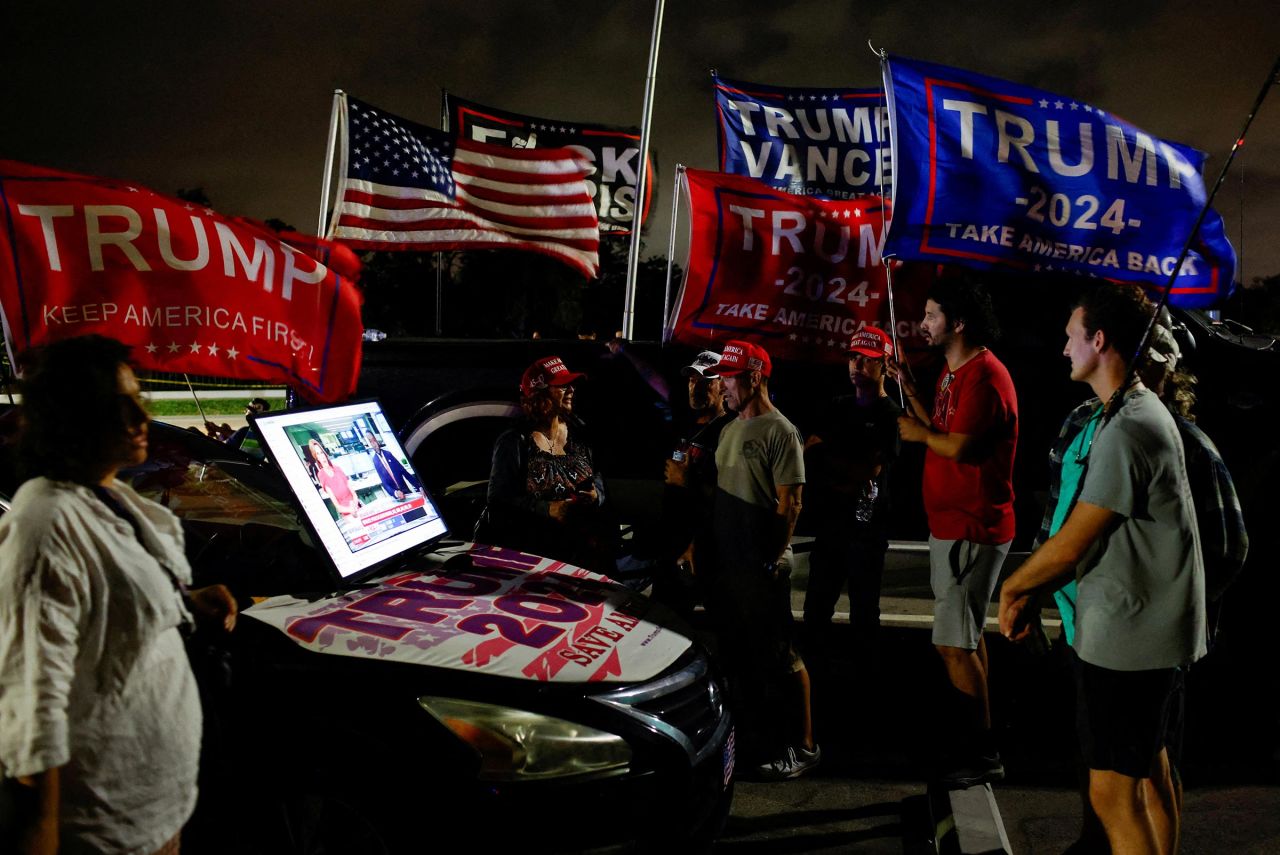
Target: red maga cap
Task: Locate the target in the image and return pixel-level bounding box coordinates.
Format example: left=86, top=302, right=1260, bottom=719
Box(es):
left=520, top=355, right=586, bottom=397
left=847, top=326, right=894, bottom=358
left=706, top=340, right=772, bottom=378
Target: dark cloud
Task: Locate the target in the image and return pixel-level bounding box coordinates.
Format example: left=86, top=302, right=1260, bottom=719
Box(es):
left=4, top=0, right=1278, bottom=277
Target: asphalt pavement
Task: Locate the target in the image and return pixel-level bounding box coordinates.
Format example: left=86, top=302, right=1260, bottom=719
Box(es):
left=701, top=546, right=1280, bottom=854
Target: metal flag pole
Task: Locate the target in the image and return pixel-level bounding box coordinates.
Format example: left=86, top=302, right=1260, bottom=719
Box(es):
left=872, top=42, right=907, bottom=410
left=1109, top=53, right=1280, bottom=419
left=316, top=90, right=344, bottom=237
left=436, top=89, right=449, bottom=337
left=183, top=374, right=209, bottom=424
left=621, top=0, right=666, bottom=341
left=1237, top=142, right=1245, bottom=298
left=661, top=164, right=685, bottom=343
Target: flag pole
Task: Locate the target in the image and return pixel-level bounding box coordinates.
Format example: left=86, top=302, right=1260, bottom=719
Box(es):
left=1109, top=53, right=1280, bottom=418
left=183, top=374, right=209, bottom=424
left=661, top=164, right=685, bottom=343
left=437, top=89, right=449, bottom=337
left=872, top=44, right=908, bottom=410
left=316, top=90, right=344, bottom=237
left=621, top=0, right=666, bottom=341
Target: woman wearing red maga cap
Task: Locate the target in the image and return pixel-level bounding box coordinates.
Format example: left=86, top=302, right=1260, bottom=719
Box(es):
left=478, top=356, right=614, bottom=573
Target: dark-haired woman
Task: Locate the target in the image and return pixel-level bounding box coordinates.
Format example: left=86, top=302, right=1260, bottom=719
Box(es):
left=308, top=438, right=360, bottom=519
left=480, top=355, right=614, bottom=574
left=0, top=335, right=236, bottom=855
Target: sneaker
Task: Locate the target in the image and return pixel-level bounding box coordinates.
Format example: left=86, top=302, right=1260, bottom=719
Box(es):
left=935, top=752, right=1004, bottom=789
left=754, top=744, right=821, bottom=781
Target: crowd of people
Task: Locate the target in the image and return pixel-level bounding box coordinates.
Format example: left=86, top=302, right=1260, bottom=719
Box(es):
left=475, top=279, right=1243, bottom=855
left=0, top=276, right=1246, bottom=853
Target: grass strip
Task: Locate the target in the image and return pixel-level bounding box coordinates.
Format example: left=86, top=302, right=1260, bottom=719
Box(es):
left=145, top=399, right=258, bottom=417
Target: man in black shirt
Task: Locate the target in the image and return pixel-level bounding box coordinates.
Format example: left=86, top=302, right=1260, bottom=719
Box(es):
left=803, top=326, right=902, bottom=667
left=656, top=351, right=735, bottom=613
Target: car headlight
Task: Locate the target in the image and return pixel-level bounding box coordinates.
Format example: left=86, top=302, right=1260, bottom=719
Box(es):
left=418, top=696, right=631, bottom=782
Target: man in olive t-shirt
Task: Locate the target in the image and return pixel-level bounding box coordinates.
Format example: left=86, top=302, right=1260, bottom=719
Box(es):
left=704, top=340, right=817, bottom=781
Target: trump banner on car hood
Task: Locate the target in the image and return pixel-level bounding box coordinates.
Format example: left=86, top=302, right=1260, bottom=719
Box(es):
left=245, top=545, right=692, bottom=684
left=714, top=74, right=891, bottom=199
left=668, top=169, right=905, bottom=363
left=0, top=160, right=364, bottom=401
left=882, top=56, right=1236, bottom=308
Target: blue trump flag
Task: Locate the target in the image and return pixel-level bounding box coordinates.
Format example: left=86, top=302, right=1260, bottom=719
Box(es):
left=714, top=74, right=890, bottom=200
left=882, top=56, right=1236, bottom=307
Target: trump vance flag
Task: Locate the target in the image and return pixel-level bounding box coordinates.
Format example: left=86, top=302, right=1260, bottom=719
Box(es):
left=0, top=159, right=364, bottom=402
left=714, top=73, right=890, bottom=199
left=882, top=55, right=1236, bottom=308
left=329, top=96, right=601, bottom=278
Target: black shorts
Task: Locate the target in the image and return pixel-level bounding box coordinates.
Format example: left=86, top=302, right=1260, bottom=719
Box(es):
left=711, top=556, right=803, bottom=677
left=1074, top=650, right=1182, bottom=779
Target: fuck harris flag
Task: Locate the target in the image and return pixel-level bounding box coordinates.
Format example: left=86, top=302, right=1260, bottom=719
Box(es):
left=447, top=94, right=657, bottom=236
left=715, top=74, right=890, bottom=200
left=329, top=96, right=600, bottom=277
left=882, top=55, right=1236, bottom=307
left=0, top=159, right=364, bottom=402
left=668, top=169, right=897, bottom=364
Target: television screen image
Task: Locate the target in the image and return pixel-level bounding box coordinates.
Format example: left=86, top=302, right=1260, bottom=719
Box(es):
left=251, top=400, right=449, bottom=581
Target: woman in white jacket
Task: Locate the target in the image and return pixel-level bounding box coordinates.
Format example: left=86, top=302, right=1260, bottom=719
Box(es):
left=0, top=335, right=236, bottom=855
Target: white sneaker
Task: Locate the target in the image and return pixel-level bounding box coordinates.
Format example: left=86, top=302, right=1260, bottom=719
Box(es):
left=754, top=744, right=821, bottom=781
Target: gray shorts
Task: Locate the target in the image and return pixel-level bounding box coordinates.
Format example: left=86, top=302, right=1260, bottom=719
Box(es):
left=929, top=536, right=1011, bottom=650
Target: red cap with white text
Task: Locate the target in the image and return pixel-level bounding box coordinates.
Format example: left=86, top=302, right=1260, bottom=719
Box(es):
left=847, top=326, right=894, bottom=359
left=706, top=340, right=772, bottom=378
left=520, top=355, right=586, bottom=397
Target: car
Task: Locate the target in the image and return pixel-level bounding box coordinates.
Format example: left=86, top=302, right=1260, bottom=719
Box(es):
left=361, top=276, right=1280, bottom=551
left=0, top=409, right=734, bottom=855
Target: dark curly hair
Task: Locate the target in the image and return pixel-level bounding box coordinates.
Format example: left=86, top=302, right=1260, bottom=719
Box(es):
left=520, top=387, right=558, bottom=425
left=1140, top=361, right=1198, bottom=421
left=1074, top=283, right=1155, bottom=362
left=18, top=335, right=140, bottom=483
left=928, top=279, right=1001, bottom=347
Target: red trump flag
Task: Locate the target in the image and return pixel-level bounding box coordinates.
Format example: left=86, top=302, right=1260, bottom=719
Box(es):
left=669, top=169, right=899, bottom=363
left=0, top=160, right=364, bottom=402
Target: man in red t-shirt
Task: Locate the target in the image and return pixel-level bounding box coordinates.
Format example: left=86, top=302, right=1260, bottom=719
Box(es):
left=895, top=280, right=1018, bottom=788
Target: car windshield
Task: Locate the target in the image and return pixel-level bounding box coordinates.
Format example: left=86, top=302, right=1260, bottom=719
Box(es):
left=121, top=428, right=299, bottom=531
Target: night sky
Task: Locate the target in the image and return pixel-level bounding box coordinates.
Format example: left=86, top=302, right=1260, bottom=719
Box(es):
left=6, top=1, right=1279, bottom=280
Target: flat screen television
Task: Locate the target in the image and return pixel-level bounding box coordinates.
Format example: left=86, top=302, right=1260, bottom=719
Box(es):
left=250, top=399, right=449, bottom=583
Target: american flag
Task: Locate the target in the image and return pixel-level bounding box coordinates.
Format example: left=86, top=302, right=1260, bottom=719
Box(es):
left=329, top=97, right=600, bottom=277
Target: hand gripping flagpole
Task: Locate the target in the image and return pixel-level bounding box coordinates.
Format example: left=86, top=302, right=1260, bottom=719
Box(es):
left=661, top=164, right=685, bottom=343
left=872, top=43, right=907, bottom=411
left=621, top=0, right=666, bottom=341
left=1106, top=53, right=1280, bottom=420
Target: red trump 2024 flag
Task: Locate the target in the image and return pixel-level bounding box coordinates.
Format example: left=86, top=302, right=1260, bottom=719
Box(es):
left=0, top=160, right=364, bottom=402
left=669, top=169, right=897, bottom=363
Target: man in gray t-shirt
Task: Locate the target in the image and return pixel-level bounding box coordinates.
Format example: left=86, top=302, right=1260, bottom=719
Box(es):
left=703, top=340, right=817, bottom=781
left=999, top=285, right=1206, bottom=854
left=1072, top=389, right=1206, bottom=669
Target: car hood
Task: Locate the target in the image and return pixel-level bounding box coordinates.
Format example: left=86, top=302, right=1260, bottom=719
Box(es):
left=245, top=543, right=692, bottom=684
